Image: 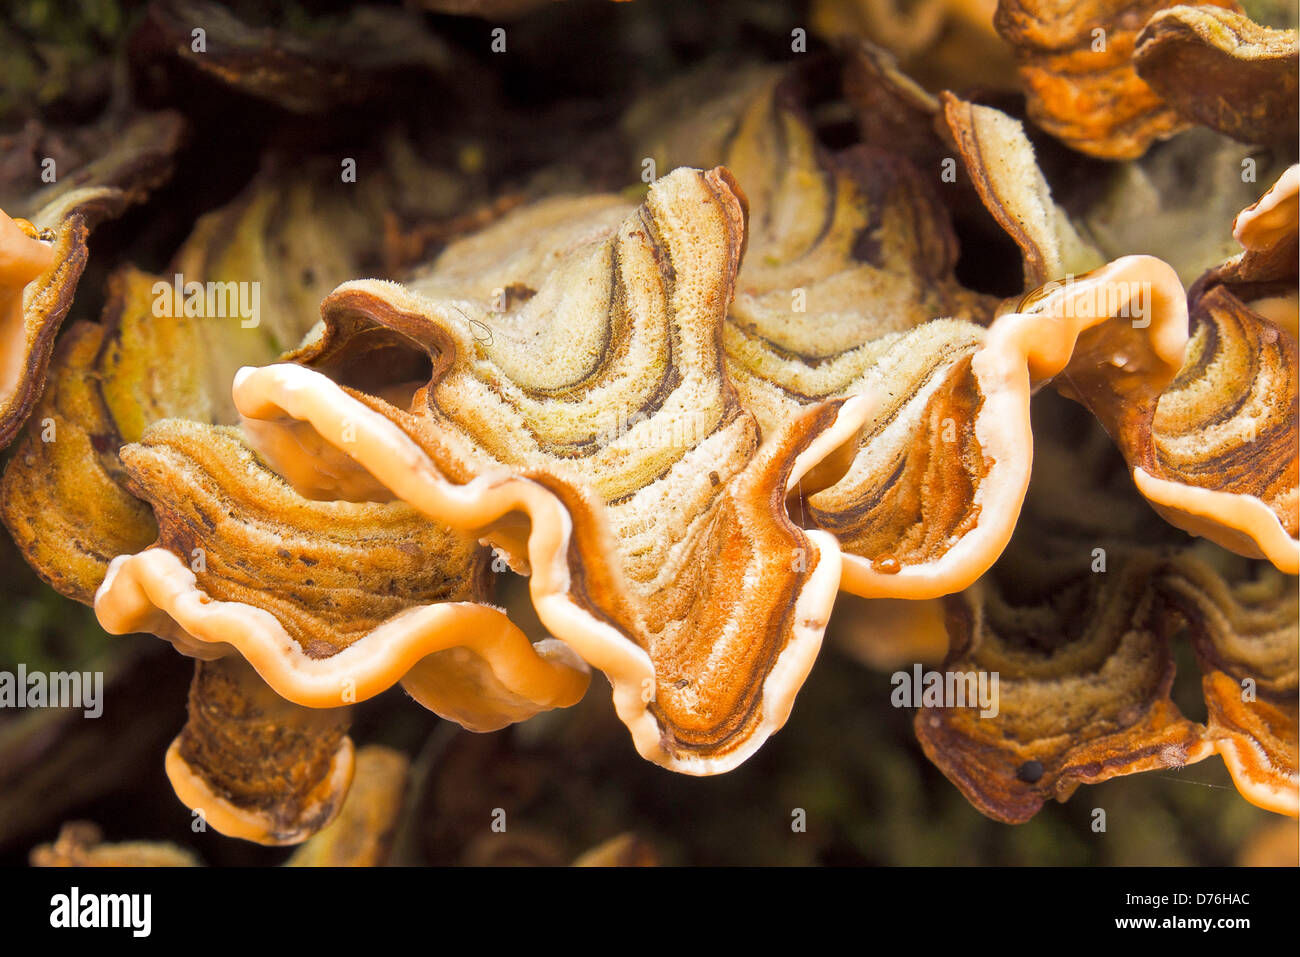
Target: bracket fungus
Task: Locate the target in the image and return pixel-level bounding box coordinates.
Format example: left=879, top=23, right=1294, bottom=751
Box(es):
left=165, top=655, right=357, bottom=846
left=917, top=396, right=1297, bottom=822
left=96, top=420, right=588, bottom=725
left=1, top=146, right=484, bottom=603
left=944, top=90, right=1298, bottom=574
left=1, top=6, right=1296, bottom=855
left=0, top=110, right=184, bottom=450
left=923, top=542, right=1294, bottom=823
left=625, top=62, right=1111, bottom=600
left=917, top=548, right=1215, bottom=823
left=0, top=214, right=55, bottom=448
left=1164, top=554, right=1298, bottom=816
left=993, top=0, right=1239, bottom=159
left=100, top=167, right=854, bottom=775
left=1135, top=5, right=1300, bottom=146
left=1058, top=167, right=1299, bottom=573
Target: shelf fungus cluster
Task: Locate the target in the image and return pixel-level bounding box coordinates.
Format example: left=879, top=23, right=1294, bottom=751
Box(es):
left=0, top=110, right=185, bottom=450
left=0, top=4, right=1296, bottom=845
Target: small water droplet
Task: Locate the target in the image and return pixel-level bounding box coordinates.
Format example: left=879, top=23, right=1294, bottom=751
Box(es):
left=873, top=555, right=901, bottom=574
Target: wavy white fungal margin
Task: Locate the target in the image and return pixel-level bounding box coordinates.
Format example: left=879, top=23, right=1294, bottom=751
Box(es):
left=848, top=255, right=1187, bottom=600
left=203, top=360, right=846, bottom=774
left=96, top=548, right=591, bottom=729
left=1003, top=255, right=1277, bottom=565
left=1234, top=165, right=1300, bottom=252
left=1134, top=470, right=1299, bottom=574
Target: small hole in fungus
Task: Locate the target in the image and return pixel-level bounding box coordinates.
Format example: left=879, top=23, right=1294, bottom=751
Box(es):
left=1016, top=760, right=1044, bottom=784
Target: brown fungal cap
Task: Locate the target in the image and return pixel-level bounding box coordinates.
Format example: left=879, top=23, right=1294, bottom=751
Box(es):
left=914, top=395, right=1297, bottom=821
left=1163, top=554, right=1298, bottom=815
left=1135, top=5, right=1299, bottom=146
left=0, top=111, right=184, bottom=450
left=0, top=262, right=231, bottom=605
left=940, top=94, right=1104, bottom=287
left=167, top=657, right=356, bottom=846
left=0, top=319, right=159, bottom=604
left=916, top=550, right=1213, bottom=823
left=949, top=94, right=1298, bottom=569
left=1141, top=286, right=1298, bottom=556
left=994, top=0, right=1237, bottom=159
left=910, top=399, right=1205, bottom=819
left=120, top=420, right=488, bottom=657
